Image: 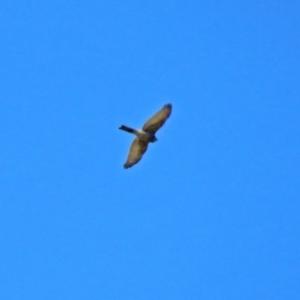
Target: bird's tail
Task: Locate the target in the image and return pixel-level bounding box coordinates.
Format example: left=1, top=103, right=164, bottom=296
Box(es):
left=119, top=125, right=138, bottom=135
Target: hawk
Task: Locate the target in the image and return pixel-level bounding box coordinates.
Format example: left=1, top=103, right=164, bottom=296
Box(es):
left=119, top=103, right=172, bottom=169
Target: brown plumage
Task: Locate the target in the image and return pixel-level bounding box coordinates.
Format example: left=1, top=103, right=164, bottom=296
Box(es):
left=119, top=104, right=172, bottom=169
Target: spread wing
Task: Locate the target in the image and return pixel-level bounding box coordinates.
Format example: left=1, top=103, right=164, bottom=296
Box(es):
left=124, top=138, right=148, bottom=169
left=142, top=104, right=172, bottom=134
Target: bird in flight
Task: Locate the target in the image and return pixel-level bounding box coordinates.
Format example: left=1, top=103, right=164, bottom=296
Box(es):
left=119, top=103, right=172, bottom=169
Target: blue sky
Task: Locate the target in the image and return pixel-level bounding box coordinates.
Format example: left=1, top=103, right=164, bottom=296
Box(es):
left=1, top=1, right=299, bottom=299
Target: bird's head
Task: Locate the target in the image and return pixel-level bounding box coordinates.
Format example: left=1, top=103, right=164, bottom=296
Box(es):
left=150, top=136, right=158, bottom=143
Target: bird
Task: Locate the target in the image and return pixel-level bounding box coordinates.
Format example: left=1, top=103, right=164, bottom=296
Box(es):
left=119, top=103, right=172, bottom=169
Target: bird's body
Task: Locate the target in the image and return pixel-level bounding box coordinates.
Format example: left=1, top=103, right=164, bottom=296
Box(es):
left=119, top=125, right=158, bottom=143
left=119, top=104, right=172, bottom=169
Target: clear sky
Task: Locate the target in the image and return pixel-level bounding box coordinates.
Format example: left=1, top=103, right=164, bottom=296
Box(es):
left=1, top=1, right=299, bottom=299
